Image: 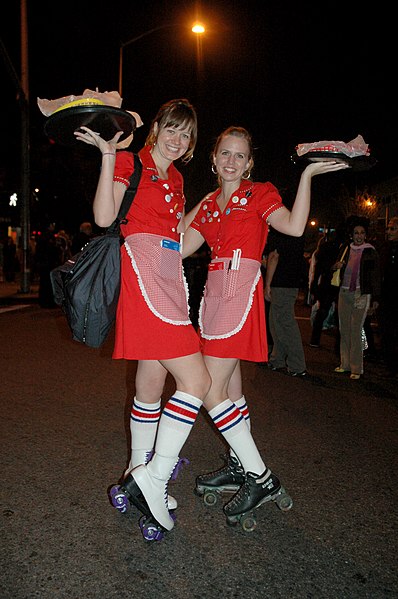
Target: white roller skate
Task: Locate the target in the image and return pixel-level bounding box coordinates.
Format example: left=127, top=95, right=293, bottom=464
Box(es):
left=110, top=450, right=187, bottom=513
left=130, top=454, right=178, bottom=534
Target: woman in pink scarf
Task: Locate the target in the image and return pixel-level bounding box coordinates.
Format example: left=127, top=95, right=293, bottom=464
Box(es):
left=333, top=217, right=380, bottom=379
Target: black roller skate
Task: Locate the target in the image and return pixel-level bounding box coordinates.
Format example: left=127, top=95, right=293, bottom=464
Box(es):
left=194, top=454, right=245, bottom=507
left=223, top=470, right=293, bottom=532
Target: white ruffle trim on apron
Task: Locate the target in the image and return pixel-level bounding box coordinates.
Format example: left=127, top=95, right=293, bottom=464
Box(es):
left=125, top=233, right=191, bottom=325
left=199, top=257, right=261, bottom=339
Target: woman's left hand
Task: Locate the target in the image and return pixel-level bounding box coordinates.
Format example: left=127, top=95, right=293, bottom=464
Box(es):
left=74, top=126, right=123, bottom=154
left=303, top=160, right=351, bottom=177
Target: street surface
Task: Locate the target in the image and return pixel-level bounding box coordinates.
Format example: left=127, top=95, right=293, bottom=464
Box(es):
left=1, top=301, right=397, bottom=599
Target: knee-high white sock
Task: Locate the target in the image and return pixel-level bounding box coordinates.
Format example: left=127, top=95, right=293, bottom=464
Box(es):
left=209, top=399, right=267, bottom=476
left=127, top=397, right=161, bottom=472
left=234, top=395, right=251, bottom=430
left=229, top=395, right=251, bottom=462
left=154, top=390, right=203, bottom=458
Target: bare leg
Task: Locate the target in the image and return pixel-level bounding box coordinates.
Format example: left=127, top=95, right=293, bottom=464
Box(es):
left=125, top=359, right=168, bottom=472
left=202, top=356, right=265, bottom=475
left=135, top=359, right=168, bottom=403
left=226, top=360, right=251, bottom=461
left=130, top=352, right=211, bottom=530
left=227, top=360, right=243, bottom=402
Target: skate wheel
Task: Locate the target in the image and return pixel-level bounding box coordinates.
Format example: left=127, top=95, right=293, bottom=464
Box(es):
left=139, top=515, right=164, bottom=541
left=203, top=491, right=218, bottom=507
left=226, top=516, right=238, bottom=527
left=275, top=492, right=293, bottom=512
left=240, top=513, right=257, bottom=532
left=109, top=485, right=129, bottom=513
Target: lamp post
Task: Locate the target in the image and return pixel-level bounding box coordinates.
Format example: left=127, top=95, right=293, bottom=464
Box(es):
left=0, top=1, right=31, bottom=292
left=118, top=22, right=205, bottom=97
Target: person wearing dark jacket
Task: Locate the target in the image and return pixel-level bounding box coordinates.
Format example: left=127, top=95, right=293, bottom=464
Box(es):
left=378, top=216, right=398, bottom=377
left=264, top=228, right=309, bottom=377
left=309, top=233, right=343, bottom=348
left=333, top=217, right=380, bottom=380
left=71, top=222, right=93, bottom=254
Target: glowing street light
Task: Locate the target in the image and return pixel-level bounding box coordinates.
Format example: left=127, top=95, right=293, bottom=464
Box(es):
left=192, top=23, right=205, bottom=34
left=119, top=22, right=206, bottom=97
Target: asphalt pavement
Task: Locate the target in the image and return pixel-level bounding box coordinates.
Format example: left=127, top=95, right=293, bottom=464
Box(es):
left=1, top=281, right=397, bottom=599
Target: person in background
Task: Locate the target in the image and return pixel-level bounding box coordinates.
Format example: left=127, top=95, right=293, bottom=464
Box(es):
left=71, top=221, right=93, bottom=254
left=378, top=216, right=398, bottom=378
left=309, top=229, right=345, bottom=348
left=182, top=126, right=348, bottom=524
left=36, top=223, right=63, bottom=308
left=2, top=235, right=17, bottom=282
left=260, top=250, right=274, bottom=360
left=55, top=230, right=72, bottom=264
left=264, top=227, right=309, bottom=376
left=334, top=217, right=380, bottom=380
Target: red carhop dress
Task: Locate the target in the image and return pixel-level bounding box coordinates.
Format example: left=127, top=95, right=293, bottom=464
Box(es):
left=112, top=146, right=201, bottom=360
left=190, top=179, right=283, bottom=362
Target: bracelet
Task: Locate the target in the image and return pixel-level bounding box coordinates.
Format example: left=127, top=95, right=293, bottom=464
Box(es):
left=102, top=152, right=116, bottom=157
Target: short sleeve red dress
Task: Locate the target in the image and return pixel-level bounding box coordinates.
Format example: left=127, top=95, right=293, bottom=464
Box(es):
left=112, top=146, right=200, bottom=360
left=190, top=179, right=283, bottom=361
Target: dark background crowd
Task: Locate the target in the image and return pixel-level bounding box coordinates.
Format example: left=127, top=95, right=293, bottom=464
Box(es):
left=1, top=214, right=397, bottom=379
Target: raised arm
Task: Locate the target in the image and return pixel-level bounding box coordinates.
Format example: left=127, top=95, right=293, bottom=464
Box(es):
left=268, top=161, right=349, bottom=237
left=74, top=127, right=126, bottom=228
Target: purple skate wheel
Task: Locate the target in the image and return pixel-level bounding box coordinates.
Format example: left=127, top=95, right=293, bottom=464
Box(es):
left=109, top=485, right=130, bottom=513
left=139, top=516, right=164, bottom=541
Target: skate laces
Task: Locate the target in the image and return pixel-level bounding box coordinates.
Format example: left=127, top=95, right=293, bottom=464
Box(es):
left=145, top=449, right=154, bottom=463
left=202, top=453, right=239, bottom=480
left=170, top=457, right=190, bottom=481
left=228, top=475, right=250, bottom=508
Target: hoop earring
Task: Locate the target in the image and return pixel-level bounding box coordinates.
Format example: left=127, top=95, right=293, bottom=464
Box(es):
left=211, top=164, right=217, bottom=175
left=242, top=170, right=251, bottom=180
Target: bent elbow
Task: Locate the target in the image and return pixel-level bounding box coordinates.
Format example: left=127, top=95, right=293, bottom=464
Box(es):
left=94, top=215, right=114, bottom=228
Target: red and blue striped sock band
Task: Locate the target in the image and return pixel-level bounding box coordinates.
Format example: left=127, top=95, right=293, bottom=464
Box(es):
left=209, top=399, right=244, bottom=434
left=163, top=390, right=202, bottom=426
left=234, top=395, right=251, bottom=430
left=131, top=398, right=161, bottom=424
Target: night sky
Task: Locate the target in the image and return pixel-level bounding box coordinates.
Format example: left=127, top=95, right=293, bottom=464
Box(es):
left=1, top=1, right=395, bottom=231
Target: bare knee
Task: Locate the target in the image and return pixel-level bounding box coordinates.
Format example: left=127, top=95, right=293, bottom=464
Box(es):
left=135, top=361, right=167, bottom=402
left=176, top=366, right=211, bottom=401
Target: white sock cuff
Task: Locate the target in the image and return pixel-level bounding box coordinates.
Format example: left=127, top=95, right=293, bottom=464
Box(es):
left=208, top=398, right=232, bottom=419
left=173, top=390, right=203, bottom=409
left=133, top=397, right=161, bottom=410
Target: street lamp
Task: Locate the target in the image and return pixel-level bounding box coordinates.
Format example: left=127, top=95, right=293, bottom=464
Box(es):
left=118, top=22, right=205, bottom=97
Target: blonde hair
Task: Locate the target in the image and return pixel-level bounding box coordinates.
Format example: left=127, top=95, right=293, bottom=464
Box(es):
left=212, top=126, right=254, bottom=184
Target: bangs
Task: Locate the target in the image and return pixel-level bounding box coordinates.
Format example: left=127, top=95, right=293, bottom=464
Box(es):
left=164, top=117, right=193, bottom=133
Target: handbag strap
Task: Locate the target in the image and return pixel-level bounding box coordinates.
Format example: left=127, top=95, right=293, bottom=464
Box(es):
left=339, top=245, right=349, bottom=262
left=107, top=153, right=143, bottom=234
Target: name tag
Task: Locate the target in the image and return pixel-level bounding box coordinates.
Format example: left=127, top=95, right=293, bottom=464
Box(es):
left=161, top=239, right=181, bottom=252
left=208, top=261, right=224, bottom=271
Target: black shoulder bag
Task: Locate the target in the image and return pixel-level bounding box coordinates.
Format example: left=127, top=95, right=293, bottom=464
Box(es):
left=51, top=153, right=142, bottom=348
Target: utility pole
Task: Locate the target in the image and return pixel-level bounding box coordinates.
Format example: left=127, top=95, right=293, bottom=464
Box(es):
left=19, top=0, right=31, bottom=292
